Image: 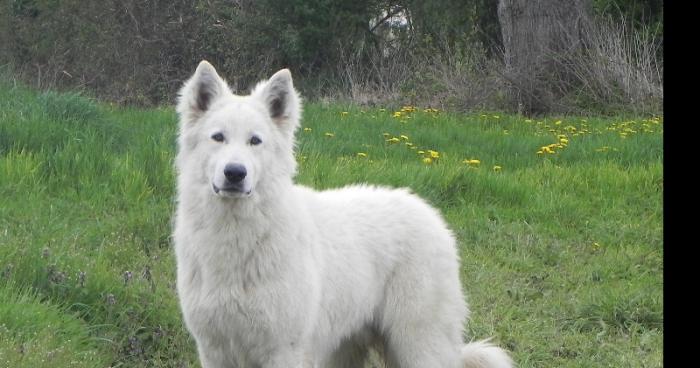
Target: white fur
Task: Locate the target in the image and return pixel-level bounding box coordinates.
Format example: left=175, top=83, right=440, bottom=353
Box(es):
left=174, top=60, right=513, bottom=368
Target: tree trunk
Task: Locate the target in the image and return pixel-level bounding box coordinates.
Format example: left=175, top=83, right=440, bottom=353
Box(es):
left=497, top=0, right=592, bottom=115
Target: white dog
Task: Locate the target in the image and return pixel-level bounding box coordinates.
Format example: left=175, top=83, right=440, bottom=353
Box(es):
left=173, top=61, right=513, bottom=368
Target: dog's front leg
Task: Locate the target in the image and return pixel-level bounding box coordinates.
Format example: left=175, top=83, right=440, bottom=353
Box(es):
left=195, top=340, right=231, bottom=368
left=260, top=346, right=314, bottom=368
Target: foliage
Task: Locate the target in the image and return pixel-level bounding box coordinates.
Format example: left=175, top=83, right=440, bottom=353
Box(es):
left=0, top=0, right=662, bottom=114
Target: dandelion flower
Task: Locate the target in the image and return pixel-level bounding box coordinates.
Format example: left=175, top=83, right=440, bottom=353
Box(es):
left=428, top=150, right=440, bottom=159
left=393, top=112, right=402, bottom=118
left=382, top=132, right=391, bottom=137
left=400, top=134, right=409, bottom=141
left=417, top=150, right=425, bottom=155
left=324, top=132, right=335, bottom=138
left=386, top=137, right=400, bottom=144
left=340, top=111, right=349, bottom=116
left=422, top=157, right=433, bottom=164
left=303, top=127, right=312, bottom=132
left=493, top=165, right=502, bottom=172
left=356, top=152, right=368, bottom=158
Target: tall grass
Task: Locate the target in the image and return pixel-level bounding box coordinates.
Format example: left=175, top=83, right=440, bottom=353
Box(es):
left=0, top=82, right=662, bottom=367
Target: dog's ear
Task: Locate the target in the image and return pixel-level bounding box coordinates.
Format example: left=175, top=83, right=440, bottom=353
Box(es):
left=253, top=69, right=301, bottom=135
left=177, top=60, right=229, bottom=123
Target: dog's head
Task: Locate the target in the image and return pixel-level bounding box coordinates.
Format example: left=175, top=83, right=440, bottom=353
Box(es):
left=176, top=61, right=301, bottom=199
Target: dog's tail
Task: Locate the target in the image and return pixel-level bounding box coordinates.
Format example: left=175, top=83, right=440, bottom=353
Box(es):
left=461, top=339, right=513, bottom=368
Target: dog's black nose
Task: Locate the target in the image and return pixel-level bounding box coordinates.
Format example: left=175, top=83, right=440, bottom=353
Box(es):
left=224, top=164, right=247, bottom=183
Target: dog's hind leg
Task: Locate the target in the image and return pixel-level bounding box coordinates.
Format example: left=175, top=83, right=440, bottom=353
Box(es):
left=326, top=333, right=373, bottom=368
left=378, top=252, right=468, bottom=368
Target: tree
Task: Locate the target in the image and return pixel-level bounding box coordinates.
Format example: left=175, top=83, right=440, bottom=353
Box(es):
left=497, top=0, right=593, bottom=114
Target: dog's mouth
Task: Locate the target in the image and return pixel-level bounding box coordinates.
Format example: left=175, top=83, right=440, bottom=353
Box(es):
left=212, top=183, right=252, bottom=197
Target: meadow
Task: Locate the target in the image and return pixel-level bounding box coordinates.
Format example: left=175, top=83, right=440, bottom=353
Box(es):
left=0, top=81, right=663, bottom=367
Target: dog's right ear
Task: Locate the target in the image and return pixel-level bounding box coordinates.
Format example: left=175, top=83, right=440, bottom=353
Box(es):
left=177, top=61, right=229, bottom=123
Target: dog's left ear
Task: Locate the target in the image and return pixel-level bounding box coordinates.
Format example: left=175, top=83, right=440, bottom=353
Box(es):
left=254, top=69, right=301, bottom=135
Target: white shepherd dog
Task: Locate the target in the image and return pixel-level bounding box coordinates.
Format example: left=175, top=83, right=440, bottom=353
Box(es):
left=174, top=60, right=513, bottom=368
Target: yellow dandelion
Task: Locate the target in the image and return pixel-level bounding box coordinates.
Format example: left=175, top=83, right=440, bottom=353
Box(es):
left=417, top=150, right=425, bottom=155
left=463, top=159, right=480, bottom=167
left=554, top=120, right=562, bottom=125
left=303, top=127, right=312, bottom=132
left=356, top=152, right=368, bottom=158
left=560, top=138, right=569, bottom=145
left=537, top=150, right=544, bottom=155
left=428, top=150, right=440, bottom=159
left=524, top=119, right=533, bottom=123
left=340, top=111, right=349, bottom=116
left=493, top=115, right=500, bottom=119
left=382, top=132, right=391, bottom=137
left=422, top=157, right=433, bottom=165
left=493, top=165, right=502, bottom=172
left=393, top=112, right=402, bottom=118
left=324, top=132, right=335, bottom=138
left=386, top=137, right=400, bottom=144
left=379, top=108, right=386, bottom=112
left=400, top=135, right=409, bottom=141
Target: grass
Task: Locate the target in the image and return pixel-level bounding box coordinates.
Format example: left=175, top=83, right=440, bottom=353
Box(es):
left=0, top=81, right=663, bottom=367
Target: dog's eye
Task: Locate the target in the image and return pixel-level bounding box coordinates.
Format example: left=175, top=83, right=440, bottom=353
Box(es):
left=249, top=136, right=262, bottom=145
left=211, top=133, right=225, bottom=142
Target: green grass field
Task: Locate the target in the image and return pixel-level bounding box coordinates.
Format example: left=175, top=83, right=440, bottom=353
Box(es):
left=0, top=82, right=663, bottom=367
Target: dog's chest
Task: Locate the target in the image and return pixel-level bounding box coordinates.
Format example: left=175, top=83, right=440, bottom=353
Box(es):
left=177, top=230, right=292, bottom=327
